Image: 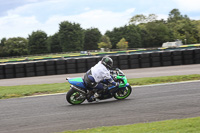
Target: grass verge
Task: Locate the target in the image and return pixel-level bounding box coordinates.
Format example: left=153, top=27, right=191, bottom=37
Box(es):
left=0, top=74, right=200, bottom=99
left=61, top=117, right=200, bottom=133
left=0, top=83, right=70, bottom=99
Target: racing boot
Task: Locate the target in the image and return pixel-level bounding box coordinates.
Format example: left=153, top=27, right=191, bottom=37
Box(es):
left=87, top=90, right=95, bottom=102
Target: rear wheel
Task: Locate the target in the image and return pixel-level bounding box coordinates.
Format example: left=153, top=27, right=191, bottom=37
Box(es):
left=114, top=85, right=132, bottom=100
left=66, top=89, right=86, bottom=105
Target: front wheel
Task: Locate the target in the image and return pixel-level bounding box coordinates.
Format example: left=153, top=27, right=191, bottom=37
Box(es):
left=114, top=85, right=132, bottom=100
left=66, top=89, right=86, bottom=105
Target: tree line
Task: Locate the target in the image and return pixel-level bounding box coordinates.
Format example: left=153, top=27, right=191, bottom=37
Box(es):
left=1, top=9, right=200, bottom=57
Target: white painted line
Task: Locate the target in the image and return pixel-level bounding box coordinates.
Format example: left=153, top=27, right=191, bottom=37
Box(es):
left=22, top=92, right=65, bottom=98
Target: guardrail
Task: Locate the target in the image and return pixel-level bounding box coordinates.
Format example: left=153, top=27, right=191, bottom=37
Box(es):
left=0, top=48, right=200, bottom=79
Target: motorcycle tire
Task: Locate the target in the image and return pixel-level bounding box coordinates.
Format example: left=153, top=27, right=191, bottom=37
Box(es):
left=114, top=85, right=132, bottom=100
left=66, top=89, right=86, bottom=105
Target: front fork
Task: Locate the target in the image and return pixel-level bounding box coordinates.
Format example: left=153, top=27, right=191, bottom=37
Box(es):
left=110, top=83, right=129, bottom=94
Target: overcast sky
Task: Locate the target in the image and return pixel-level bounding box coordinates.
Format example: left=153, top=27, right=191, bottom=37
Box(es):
left=1, top=0, right=200, bottom=39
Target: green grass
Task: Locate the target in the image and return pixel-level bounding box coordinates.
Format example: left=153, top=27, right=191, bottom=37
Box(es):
left=61, top=117, right=200, bottom=133
left=129, top=74, right=200, bottom=86
left=0, top=74, right=200, bottom=99
left=0, top=83, right=70, bottom=99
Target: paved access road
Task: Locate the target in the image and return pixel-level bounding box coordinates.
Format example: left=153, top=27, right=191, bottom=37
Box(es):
left=0, top=81, right=200, bottom=133
left=0, top=64, right=200, bottom=86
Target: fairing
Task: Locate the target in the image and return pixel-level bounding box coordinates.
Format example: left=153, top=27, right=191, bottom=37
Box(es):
left=68, top=77, right=86, bottom=89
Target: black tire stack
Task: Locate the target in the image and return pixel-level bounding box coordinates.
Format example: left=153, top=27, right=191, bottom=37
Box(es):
left=161, top=51, right=172, bottom=66
left=0, top=65, right=4, bottom=79
left=76, top=58, right=87, bottom=73
left=1, top=48, right=200, bottom=79
left=118, top=54, right=129, bottom=69
left=150, top=52, right=161, bottom=67
left=182, top=49, right=194, bottom=65
left=194, top=49, right=200, bottom=64
left=66, top=59, right=76, bottom=74
left=25, top=62, right=35, bottom=77
left=140, top=53, right=151, bottom=68
left=128, top=54, right=140, bottom=69
left=172, top=50, right=183, bottom=65
left=35, top=61, right=46, bottom=76
left=56, top=60, right=66, bottom=75
left=15, top=63, right=26, bottom=78
left=4, top=64, right=15, bottom=79
left=45, top=60, right=56, bottom=75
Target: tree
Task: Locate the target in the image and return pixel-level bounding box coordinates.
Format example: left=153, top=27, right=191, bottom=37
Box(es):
left=124, top=25, right=142, bottom=48
left=139, top=21, right=170, bottom=47
left=3, top=37, right=28, bottom=56
left=192, top=20, right=200, bottom=43
left=84, top=28, right=102, bottom=50
left=0, top=38, right=6, bottom=47
left=47, top=33, right=62, bottom=53
left=105, top=27, right=124, bottom=49
left=0, top=46, right=6, bottom=57
left=167, top=16, right=199, bottom=44
left=58, top=21, right=84, bottom=52
left=98, top=35, right=112, bottom=49
left=106, top=25, right=142, bottom=48
left=28, top=30, right=48, bottom=54
left=168, top=9, right=183, bottom=23
left=0, top=38, right=7, bottom=57
left=116, top=38, right=128, bottom=49
left=129, top=14, right=157, bottom=25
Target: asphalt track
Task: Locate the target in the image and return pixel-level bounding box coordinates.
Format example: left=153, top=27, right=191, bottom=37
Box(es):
left=0, top=80, right=200, bottom=133
left=0, top=64, right=200, bottom=86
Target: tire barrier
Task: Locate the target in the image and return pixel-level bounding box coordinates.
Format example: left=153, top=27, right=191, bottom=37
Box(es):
left=118, top=55, right=129, bottom=69
left=0, top=65, right=4, bottom=79
left=46, top=60, right=56, bottom=75
left=76, top=58, right=87, bottom=73
left=151, top=52, right=161, bottom=67
left=182, top=49, right=194, bottom=65
left=0, top=48, right=200, bottom=79
left=172, top=50, right=183, bottom=65
left=194, top=49, right=200, bottom=64
left=140, top=53, right=151, bottom=68
left=56, top=60, right=66, bottom=75
left=66, top=59, right=76, bottom=74
left=15, top=63, right=26, bottom=78
left=25, top=62, right=35, bottom=77
left=35, top=61, right=46, bottom=76
left=129, top=54, right=140, bottom=69
left=4, top=64, right=15, bottom=79
left=161, top=51, right=172, bottom=66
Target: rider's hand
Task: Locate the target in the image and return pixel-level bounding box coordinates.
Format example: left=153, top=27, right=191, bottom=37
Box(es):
left=113, top=76, right=118, bottom=82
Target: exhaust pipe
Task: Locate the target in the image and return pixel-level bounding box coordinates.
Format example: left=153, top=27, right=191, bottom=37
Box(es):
left=71, top=85, right=86, bottom=94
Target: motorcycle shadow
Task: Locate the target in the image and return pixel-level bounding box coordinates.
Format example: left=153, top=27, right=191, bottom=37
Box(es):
left=68, top=98, right=133, bottom=107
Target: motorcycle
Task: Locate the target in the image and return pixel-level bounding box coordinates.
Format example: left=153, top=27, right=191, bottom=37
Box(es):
left=66, top=68, right=132, bottom=105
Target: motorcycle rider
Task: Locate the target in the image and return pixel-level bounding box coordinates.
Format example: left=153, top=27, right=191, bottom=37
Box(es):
left=83, top=56, right=119, bottom=102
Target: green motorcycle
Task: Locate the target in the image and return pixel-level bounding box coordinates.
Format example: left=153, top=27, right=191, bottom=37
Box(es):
left=66, top=68, right=132, bottom=105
